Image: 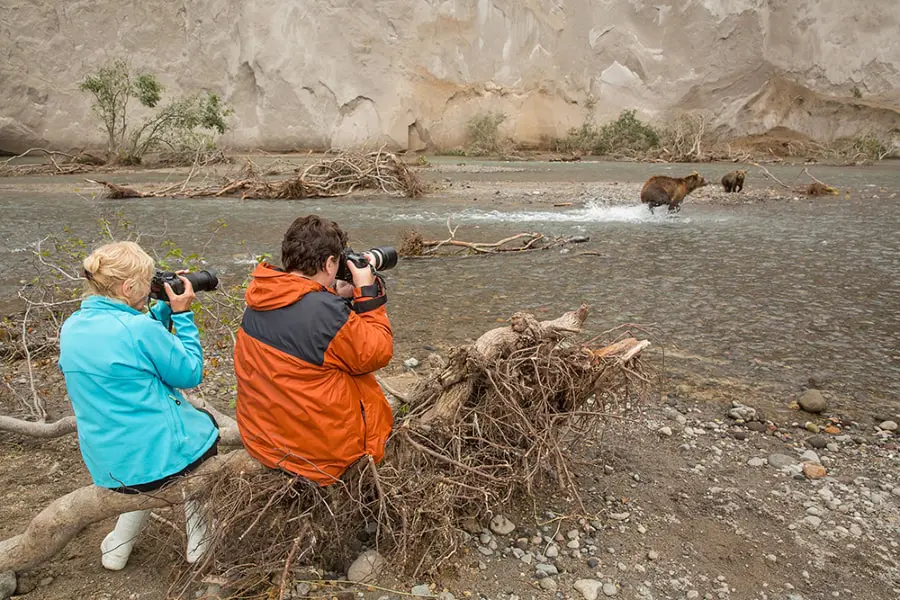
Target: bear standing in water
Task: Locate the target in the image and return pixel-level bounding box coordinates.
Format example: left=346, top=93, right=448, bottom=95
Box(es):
left=640, top=172, right=707, bottom=213
left=721, top=169, right=747, bottom=193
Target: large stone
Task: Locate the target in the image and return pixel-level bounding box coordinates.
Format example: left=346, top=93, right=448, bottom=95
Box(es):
left=574, top=579, right=603, bottom=600
left=798, top=390, right=828, bottom=414
left=877, top=420, right=898, bottom=432
left=347, top=550, right=386, bottom=583
left=0, top=118, right=48, bottom=154
left=1, top=2, right=899, bottom=152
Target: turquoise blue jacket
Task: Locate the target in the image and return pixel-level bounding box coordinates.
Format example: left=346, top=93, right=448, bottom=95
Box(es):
left=58, top=295, right=219, bottom=488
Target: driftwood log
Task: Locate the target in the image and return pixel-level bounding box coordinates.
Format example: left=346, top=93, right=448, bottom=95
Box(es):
left=0, top=305, right=651, bottom=585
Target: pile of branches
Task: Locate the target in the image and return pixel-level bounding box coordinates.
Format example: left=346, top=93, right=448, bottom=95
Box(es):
left=89, top=150, right=425, bottom=200
left=0, top=148, right=104, bottom=177
left=167, top=305, right=651, bottom=597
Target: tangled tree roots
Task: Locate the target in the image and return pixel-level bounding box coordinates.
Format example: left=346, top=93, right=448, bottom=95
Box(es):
left=170, top=305, right=652, bottom=595
left=1, top=306, right=651, bottom=598
left=88, top=150, right=425, bottom=200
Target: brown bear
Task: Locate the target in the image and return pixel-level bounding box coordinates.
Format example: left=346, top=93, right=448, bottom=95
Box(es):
left=640, top=172, right=707, bottom=213
left=721, top=169, right=747, bottom=193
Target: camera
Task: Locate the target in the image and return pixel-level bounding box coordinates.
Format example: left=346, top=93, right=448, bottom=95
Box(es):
left=149, top=269, right=219, bottom=301
left=335, top=246, right=398, bottom=283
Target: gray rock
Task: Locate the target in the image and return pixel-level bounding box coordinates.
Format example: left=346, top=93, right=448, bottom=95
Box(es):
left=347, top=549, right=386, bottom=583
left=747, top=421, right=767, bottom=432
left=826, top=442, right=840, bottom=452
left=798, top=389, right=828, bottom=413
left=803, top=515, right=822, bottom=528
left=608, top=512, right=630, bottom=521
left=0, top=571, right=16, bottom=600
left=800, top=450, right=821, bottom=464
left=807, top=435, right=828, bottom=449
left=877, top=420, right=898, bottom=431
left=647, top=550, right=659, bottom=560
left=747, top=457, right=767, bottom=467
left=536, top=564, right=559, bottom=577
left=489, top=514, right=516, bottom=535
left=545, top=544, right=559, bottom=558
left=728, top=401, right=757, bottom=421
left=658, top=426, right=673, bottom=436
left=412, top=584, right=434, bottom=597
left=403, top=357, right=420, bottom=369
left=767, top=453, right=798, bottom=469
left=602, top=582, right=618, bottom=597
left=477, top=545, right=493, bottom=556
left=539, top=578, right=558, bottom=592
left=574, top=579, right=603, bottom=600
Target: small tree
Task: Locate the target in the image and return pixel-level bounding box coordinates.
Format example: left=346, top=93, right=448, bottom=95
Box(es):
left=79, top=59, right=163, bottom=161
left=80, top=59, right=229, bottom=164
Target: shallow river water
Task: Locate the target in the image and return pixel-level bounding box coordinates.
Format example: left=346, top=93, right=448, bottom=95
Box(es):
left=1, top=159, right=898, bottom=409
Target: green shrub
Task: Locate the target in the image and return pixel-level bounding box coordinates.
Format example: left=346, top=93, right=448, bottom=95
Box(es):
left=466, top=112, right=509, bottom=156
left=593, top=109, right=660, bottom=156
left=80, top=59, right=230, bottom=164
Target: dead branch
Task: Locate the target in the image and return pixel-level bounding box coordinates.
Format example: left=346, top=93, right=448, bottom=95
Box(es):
left=0, top=450, right=263, bottom=573
left=400, top=225, right=584, bottom=258
left=0, top=415, right=76, bottom=438
left=751, top=162, right=792, bottom=190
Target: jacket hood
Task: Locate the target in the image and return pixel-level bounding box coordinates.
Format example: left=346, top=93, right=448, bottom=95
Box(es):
left=245, top=262, right=328, bottom=310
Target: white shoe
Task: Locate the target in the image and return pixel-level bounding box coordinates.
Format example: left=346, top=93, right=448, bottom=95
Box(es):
left=100, top=510, right=150, bottom=570
left=184, top=500, right=210, bottom=564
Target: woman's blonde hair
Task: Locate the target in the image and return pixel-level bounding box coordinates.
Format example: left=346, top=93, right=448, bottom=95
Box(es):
left=82, top=241, right=155, bottom=302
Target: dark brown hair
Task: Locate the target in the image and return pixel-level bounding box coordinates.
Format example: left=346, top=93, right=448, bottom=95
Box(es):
left=281, top=215, right=348, bottom=275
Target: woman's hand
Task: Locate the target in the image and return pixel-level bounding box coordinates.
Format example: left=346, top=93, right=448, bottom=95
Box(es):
left=165, top=274, right=196, bottom=313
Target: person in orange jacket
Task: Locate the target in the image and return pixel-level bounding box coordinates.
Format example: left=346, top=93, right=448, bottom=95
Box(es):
left=234, top=215, right=394, bottom=485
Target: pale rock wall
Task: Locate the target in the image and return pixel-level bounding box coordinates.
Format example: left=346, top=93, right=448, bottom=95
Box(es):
left=0, top=0, right=898, bottom=153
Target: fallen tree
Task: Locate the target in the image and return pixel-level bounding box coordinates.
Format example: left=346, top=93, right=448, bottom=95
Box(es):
left=1, top=305, right=652, bottom=598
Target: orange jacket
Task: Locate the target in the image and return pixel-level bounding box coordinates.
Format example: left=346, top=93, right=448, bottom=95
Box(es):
left=234, top=262, right=393, bottom=485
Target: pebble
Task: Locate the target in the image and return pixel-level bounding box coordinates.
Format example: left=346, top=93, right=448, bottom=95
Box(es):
left=539, top=578, right=558, bottom=592
left=602, top=582, right=618, bottom=597
left=826, top=442, right=840, bottom=452
left=800, top=450, right=821, bottom=464
left=489, top=514, right=516, bottom=535
left=587, top=557, right=600, bottom=568
left=878, top=420, right=898, bottom=431
left=767, top=453, right=797, bottom=469
left=411, top=584, right=433, bottom=596
left=748, top=457, right=766, bottom=467
left=536, top=564, right=558, bottom=577
left=805, top=422, right=820, bottom=434
left=608, top=512, right=630, bottom=521
left=803, top=515, right=822, bottom=528
left=658, top=426, right=673, bottom=436
left=686, top=592, right=700, bottom=600
left=347, top=549, right=385, bottom=583
left=647, top=550, right=659, bottom=561
left=733, top=431, right=747, bottom=441
left=567, top=539, right=580, bottom=549
left=403, top=357, right=420, bottom=369
left=807, top=435, right=828, bottom=449
left=545, top=544, right=559, bottom=558
left=747, top=421, right=767, bottom=432
left=798, top=389, right=828, bottom=413
left=574, top=579, right=603, bottom=600
left=803, top=462, right=827, bottom=479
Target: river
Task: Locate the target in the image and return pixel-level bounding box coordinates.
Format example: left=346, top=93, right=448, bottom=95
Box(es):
left=1, top=158, right=898, bottom=411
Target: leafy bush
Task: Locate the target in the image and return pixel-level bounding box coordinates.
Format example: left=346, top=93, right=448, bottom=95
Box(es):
left=466, top=112, right=509, bottom=156
left=593, top=110, right=660, bottom=156
left=80, top=59, right=229, bottom=164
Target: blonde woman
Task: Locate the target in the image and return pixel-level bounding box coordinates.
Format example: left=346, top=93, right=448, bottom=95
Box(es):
left=58, top=241, right=219, bottom=570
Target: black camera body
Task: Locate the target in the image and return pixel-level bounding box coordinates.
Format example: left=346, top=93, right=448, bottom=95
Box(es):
left=335, top=246, right=398, bottom=283
left=149, top=269, right=219, bottom=301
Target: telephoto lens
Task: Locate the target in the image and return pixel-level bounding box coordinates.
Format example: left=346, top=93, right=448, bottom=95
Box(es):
left=182, top=269, right=219, bottom=294
left=365, top=247, right=398, bottom=272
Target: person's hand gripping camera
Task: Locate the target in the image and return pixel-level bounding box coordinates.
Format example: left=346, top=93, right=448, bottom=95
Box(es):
left=334, top=246, right=396, bottom=299
left=163, top=270, right=197, bottom=313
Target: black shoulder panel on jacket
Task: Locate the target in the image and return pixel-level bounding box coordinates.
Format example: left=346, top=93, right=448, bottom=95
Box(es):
left=240, top=292, right=350, bottom=366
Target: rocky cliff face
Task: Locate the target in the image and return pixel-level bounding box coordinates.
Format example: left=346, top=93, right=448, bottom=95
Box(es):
left=1, top=0, right=898, bottom=153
